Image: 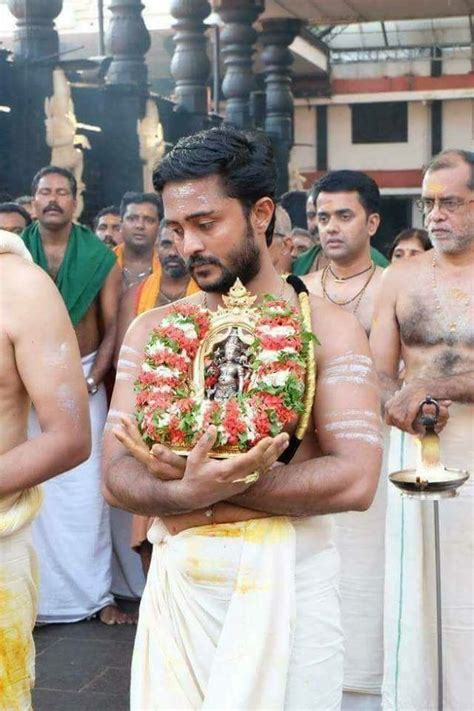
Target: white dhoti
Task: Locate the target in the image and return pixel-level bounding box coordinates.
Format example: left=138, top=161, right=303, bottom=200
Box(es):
left=30, top=352, right=114, bottom=623
left=0, top=487, right=42, bottom=710
left=131, top=515, right=343, bottom=710
left=336, top=427, right=389, bottom=711
left=383, top=404, right=474, bottom=711
left=111, top=507, right=145, bottom=599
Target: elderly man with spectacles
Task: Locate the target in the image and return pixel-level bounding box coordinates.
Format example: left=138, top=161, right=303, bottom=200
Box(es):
left=370, top=149, right=474, bottom=711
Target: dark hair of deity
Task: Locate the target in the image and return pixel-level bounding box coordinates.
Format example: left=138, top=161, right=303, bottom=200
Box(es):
left=312, top=169, right=381, bottom=218
left=389, top=228, right=432, bottom=261
left=153, top=126, right=277, bottom=246
left=93, top=205, right=120, bottom=230
left=31, top=166, right=78, bottom=199
left=424, top=149, right=474, bottom=190
left=119, top=191, right=163, bottom=220
left=0, top=201, right=32, bottom=226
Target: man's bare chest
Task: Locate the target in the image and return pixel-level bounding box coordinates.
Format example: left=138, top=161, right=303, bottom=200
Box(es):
left=43, top=244, right=67, bottom=279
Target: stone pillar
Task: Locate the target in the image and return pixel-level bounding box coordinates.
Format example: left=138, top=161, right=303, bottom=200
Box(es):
left=170, top=0, right=211, bottom=116
left=105, top=0, right=151, bottom=88
left=260, top=18, right=302, bottom=196
left=213, top=0, right=264, bottom=129
left=8, top=0, right=62, bottom=62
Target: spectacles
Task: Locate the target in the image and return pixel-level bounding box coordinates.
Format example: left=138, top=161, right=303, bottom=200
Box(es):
left=415, top=197, right=474, bottom=215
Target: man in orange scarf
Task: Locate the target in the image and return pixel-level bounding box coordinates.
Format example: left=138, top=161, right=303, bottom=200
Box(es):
left=114, top=192, right=162, bottom=290
left=114, top=221, right=199, bottom=574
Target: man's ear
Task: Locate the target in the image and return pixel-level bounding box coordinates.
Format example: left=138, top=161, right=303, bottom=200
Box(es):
left=282, top=235, right=293, bottom=255
left=251, top=197, right=275, bottom=238
left=368, top=213, right=380, bottom=238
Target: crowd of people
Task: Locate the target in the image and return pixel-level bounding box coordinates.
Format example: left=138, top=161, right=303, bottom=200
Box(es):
left=0, top=131, right=472, bottom=711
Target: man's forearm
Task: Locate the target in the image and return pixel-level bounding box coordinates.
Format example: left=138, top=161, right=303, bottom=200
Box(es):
left=378, top=372, right=401, bottom=408
left=89, top=325, right=116, bottom=385
left=417, top=370, right=474, bottom=404
left=230, top=453, right=379, bottom=517
left=0, top=432, right=89, bottom=497
left=104, top=453, right=192, bottom=516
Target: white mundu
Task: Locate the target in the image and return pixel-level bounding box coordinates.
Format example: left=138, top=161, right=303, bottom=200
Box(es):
left=383, top=403, right=474, bottom=711
left=30, top=352, right=114, bottom=622
left=131, top=515, right=344, bottom=710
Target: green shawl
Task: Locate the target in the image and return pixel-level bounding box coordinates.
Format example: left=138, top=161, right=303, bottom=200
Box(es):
left=292, top=244, right=389, bottom=276
left=22, top=222, right=117, bottom=326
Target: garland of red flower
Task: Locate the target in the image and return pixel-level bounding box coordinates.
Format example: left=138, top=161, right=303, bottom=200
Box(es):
left=135, top=298, right=313, bottom=454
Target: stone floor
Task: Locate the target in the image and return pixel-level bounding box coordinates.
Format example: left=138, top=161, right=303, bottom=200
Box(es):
left=32, top=601, right=139, bottom=711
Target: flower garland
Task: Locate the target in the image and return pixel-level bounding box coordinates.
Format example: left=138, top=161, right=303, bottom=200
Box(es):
left=134, top=298, right=314, bottom=454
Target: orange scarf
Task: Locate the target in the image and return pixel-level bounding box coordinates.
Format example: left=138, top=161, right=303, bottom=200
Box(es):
left=136, top=266, right=200, bottom=315
left=113, top=243, right=161, bottom=272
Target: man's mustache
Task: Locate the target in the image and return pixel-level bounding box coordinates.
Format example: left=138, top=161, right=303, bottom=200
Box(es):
left=44, top=203, right=63, bottom=214
left=186, top=256, right=222, bottom=270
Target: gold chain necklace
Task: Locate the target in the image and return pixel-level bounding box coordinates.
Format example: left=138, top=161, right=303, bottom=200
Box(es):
left=321, top=261, right=376, bottom=312
left=328, top=261, right=373, bottom=283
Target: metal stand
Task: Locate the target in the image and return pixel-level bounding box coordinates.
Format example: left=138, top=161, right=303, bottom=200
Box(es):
left=433, top=500, right=443, bottom=711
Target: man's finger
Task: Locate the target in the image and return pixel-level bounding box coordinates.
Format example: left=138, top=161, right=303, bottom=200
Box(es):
left=187, top=426, right=218, bottom=466
left=151, top=444, right=186, bottom=471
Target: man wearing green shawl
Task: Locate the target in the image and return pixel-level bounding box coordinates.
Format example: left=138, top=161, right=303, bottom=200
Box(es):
left=22, top=166, right=134, bottom=626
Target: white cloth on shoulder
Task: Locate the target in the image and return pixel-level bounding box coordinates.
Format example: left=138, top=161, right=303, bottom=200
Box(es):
left=383, top=403, right=474, bottom=711
left=30, top=351, right=114, bottom=623
left=131, top=515, right=343, bottom=711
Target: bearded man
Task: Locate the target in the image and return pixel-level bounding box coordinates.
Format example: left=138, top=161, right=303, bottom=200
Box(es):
left=103, top=126, right=382, bottom=710
left=371, top=149, right=474, bottom=711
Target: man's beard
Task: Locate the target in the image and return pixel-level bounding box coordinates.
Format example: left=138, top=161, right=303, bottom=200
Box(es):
left=430, top=229, right=474, bottom=254
left=186, top=222, right=261, bottom=293
left=163, top=259, right=187, bottom=279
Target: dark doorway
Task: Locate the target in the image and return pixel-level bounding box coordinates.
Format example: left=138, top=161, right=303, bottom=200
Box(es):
left=373, top=196, right=411, bottom=257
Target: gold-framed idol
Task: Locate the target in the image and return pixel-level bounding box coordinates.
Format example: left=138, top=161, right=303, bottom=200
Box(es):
left=135, top=278, right=316, bottom=458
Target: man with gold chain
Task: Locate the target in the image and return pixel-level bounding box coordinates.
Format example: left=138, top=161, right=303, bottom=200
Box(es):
left=102, top=126, right=382, bottom=709
left=114, top=192, right=162, bottom=290
left=370, top=149, right=474, bottom=711
left=303, top=170, right=387, bottom=711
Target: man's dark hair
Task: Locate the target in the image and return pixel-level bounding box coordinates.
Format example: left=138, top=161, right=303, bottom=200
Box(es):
left=312, top=170, right=381, bottom=217
left=0, top=201, right=32, bottom=226
left=120, top=191, right=163, bottom=220
left=424, top=149, right=474, bottom=190
left=278, top=190, right=308, bottom=230
left=153, top=126, right=277, bottom=245
left=31, top=166, right=77, bottom=198
left=16, top=195, right=33, bottom=206
left=93, top=205, right=120, bottom=230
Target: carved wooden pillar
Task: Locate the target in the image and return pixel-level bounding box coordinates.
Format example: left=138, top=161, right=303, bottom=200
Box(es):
left=105, top=0, right=151, bottom=88
left=8, top=0, right=62, bottom=62
left=100, top=1, right=151, bottom=203
left=7, top=1, right=63, bottom=195
left=170, top=0, right=211, bottom=117
left=213, top=0, right=264, bottom=129
left=260, top=18, right=302, bottom=195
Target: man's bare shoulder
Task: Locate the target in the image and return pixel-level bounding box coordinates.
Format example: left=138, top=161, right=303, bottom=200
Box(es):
left=380, top=250, right=432, bottom=289
left=302, top=269, right=323, bottom=292
left=308, top=293, right=369, bottom=355
left=0, top=254, right=57, bottom=307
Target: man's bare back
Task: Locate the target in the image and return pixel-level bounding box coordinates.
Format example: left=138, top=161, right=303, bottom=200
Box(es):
left=0, top=249, right=90, bottom=496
